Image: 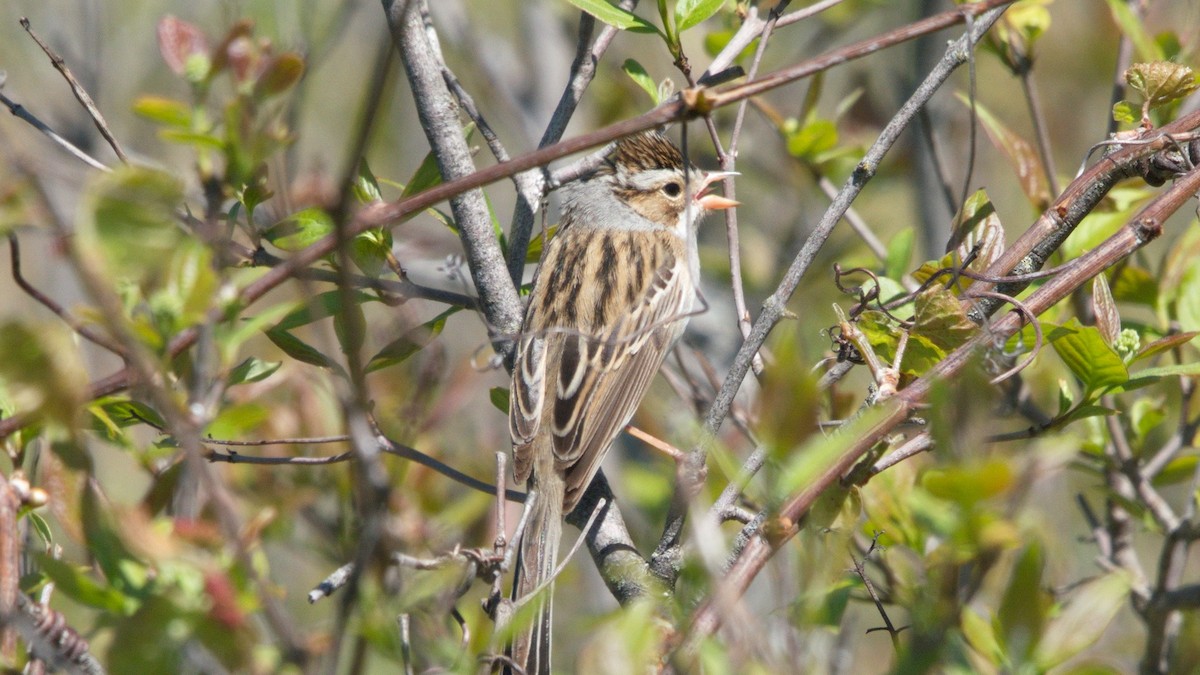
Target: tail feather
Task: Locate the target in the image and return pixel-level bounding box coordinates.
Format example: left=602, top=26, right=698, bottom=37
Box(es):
left=508, top=476, right=564, bottom=675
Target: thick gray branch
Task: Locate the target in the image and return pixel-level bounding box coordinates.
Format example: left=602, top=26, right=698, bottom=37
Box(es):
left=386, top=0, right=523, bottom=341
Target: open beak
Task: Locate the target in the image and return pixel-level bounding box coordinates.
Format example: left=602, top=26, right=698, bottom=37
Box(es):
left=695, top=171, right=739, bottom=211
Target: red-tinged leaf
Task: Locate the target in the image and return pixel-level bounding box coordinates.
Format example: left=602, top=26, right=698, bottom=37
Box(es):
left=919, top=190, right=1005, bottom=285
left=1092, top=274, right=1120, bottom=345
left=912, top=288, right=976, bottom=353
left=1133, top=332, right=1198, bottom=363
left=961, top=96, right=1051, bottom=209
left=1126, top=61, right=1198, bottom=111
left=209, top=19, right=255, bottom=76
left=157, top=16, right=209, bottom=79
left=254, top=52, right=305, bottom=97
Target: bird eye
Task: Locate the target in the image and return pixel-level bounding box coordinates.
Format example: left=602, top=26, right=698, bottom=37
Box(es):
left=661, top=181, right=682, bottom=197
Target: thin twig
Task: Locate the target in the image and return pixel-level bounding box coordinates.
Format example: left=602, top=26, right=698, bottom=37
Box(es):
left=20, top=17, right=128, bottom=162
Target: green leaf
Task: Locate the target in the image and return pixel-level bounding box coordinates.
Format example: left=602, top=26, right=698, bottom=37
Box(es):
left=37, top=554, right=130, bottom=613
left=1048, top=319, right=1129, bottom=394
left=132, top=96, right=193, bottom=127
left=400, top=150, right=444, bottom=199
left=236, top=181, right=273, bottom=223
left=0, top=321, right=87, bottom=427
left=775, top=401, right=899, bottom=502
left=565, top=0, right=662, bottom=34
left=490, top=387, right=510, bottom=413
left=81, top=484, right=143, bottom=595
left=353, top=159, right=383, bottom=203
left=922, top=459, right=1014, bottom=507
left=226, top=357, right=281, bottom=386
left=365, top=307, right=458, bottom=373
left=1112, top=100, right=1137, bottom=125
left=84, top=166, right=185, bottom=281
left=265, top=326, right=341, bottom=373
left=205, top=402, right=270, bottom=439
left=622, top=59, right=660, bottom=104
left=785, top=118, right=838, bottom=162
left=1121, top=361, right=1200, bottom=391
left=884, top=229, right=915, bottom=281
left=350, top=228, right=393, bottom=277
left=675, top=0, right=725, bottom=32
left=526, top=225, right=558, bottom=263
left=89, top=399, right=167, bottom=438
left=1152, top=455, right=1199, bottom=486
left=1109, top=264, right=1158, bottom=306
left=26, top=512, right=53, bottom=548
left=1033, top=572, right=1130, bottom=669
left=263, top=207, right=333, bottom=251
left=998, top=542, right=1049, bottom=661
left=273, top=290, right=378, bottom=331
left=962, top=608, right=1004, bottom=667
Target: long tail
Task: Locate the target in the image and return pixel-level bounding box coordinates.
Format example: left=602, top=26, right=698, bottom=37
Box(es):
left=508, top=474, right=564, bottom=675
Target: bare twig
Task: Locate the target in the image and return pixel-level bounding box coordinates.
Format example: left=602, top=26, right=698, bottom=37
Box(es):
left=20, top=17, right=128, bottom=163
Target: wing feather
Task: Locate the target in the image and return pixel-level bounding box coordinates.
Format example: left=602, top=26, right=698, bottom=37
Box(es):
left=552, top=250, right=692, bottom=511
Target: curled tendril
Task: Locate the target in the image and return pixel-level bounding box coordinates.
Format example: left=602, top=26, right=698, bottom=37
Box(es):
left=965, top=289, right=1044, bottom=384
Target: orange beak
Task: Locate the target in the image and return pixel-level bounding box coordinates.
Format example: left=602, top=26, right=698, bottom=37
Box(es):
left=695, top=171, right=739, bottom=210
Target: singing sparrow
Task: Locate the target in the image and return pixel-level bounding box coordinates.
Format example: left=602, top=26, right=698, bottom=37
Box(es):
left=507, top=130, right=736, bottom=673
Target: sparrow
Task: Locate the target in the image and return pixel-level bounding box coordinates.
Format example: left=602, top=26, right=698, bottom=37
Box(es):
left=507, top=130, right=737, bottom=674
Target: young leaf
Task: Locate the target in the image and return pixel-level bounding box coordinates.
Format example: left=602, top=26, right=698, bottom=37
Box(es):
left=1125, top=61, right=1198, bottom=113
left=263, top=207, right=333, bottom=251
left=350, top=228, right=393, bottom=277
left=132, top=96, right=193, bottom=127
left=354, top=159, right=383, bottom=203
left=156, top=16, right=210, bottom=80
left=1048, top=319, right=1129, bottom=394
left=1091, top=274, right=1121, bottom=345
left=911, top=288, right=975, bottom=354
left=565, top=0, right=662, bottom=35
left=675, top=0, right=725, bottom=33
left=622, top=59, right=660, bottom=104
